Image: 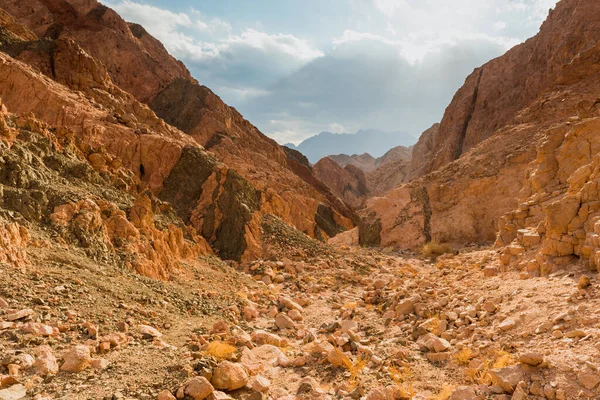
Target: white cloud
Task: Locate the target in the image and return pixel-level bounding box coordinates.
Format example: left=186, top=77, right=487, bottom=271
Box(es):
left=227, top=30, right=323, bottom=61
left=106, top=0, right=323, bottom=102
left=494, top=21, right=507, bottom=31
left=104, top=0, right=556, bottom=144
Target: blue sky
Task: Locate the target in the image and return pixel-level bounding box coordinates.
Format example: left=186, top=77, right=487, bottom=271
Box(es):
left=103, top=0, right=558, bottom=144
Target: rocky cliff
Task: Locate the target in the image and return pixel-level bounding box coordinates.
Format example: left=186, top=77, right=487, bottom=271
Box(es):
left=0, top=0, right=355, bottom=262
left=313, top=158, right=369, bottom=208
left=362, top=0, right=600, bottom=272
left=324, top=144, right=413, bottom=198
left=409, top=0, right=600, bottom=179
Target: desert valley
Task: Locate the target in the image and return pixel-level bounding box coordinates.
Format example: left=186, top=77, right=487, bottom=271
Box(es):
left=2, top=0, right=600, bottom=399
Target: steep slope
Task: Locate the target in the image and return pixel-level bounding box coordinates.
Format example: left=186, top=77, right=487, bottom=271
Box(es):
left=409, top=0, right=600, bottom=178
left=313, top=158, right=369, bottom=208
left=362, top=0, right=600, bottom=258
left=326, top=145, right=414, bottom=197
left=0, top=8, right=350, bottom=263
left=0, top=0, right=355, bottom=243
left=366, top=157, right=411, bottom=197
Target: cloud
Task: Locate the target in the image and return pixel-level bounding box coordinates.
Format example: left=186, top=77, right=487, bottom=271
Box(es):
left=106, top=0, right=323, bottom=95
left=104, top=0, right=555, bottom=144
left=241, top=32, right=510, bottom=144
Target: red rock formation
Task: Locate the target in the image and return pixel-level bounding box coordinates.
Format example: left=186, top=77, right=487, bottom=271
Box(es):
left=409, top=0, right=600, bottom=178
left=328, top=153, right=379, bottom=172
left=0, top=0, right=355, bottom=241
left=362, top=0, right=600, bottom=256
left=325, top=144, right=414, bottom=197
left=0, top=1, right=355, bottom=264
left=313, top=158, right=369, bottom=208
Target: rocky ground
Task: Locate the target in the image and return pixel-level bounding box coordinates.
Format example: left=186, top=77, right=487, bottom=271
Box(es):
left=3, top=230, right=600, bottom=399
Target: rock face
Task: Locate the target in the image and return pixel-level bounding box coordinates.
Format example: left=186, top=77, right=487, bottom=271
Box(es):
left=409, top=1, right=600, bottom=178
left=324, top=145, right=414, bottom=198
left=0, top=0, right=355, bottom=263
left=362, top=0, right=600, bottom=252
left=313, top=158, right=369, bottom=208
left=366, top=147, right=413, bottom=197
left=407, top=123, right=440, bottom=180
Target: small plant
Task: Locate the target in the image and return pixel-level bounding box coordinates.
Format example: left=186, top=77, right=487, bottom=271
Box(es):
left=388, top=364, right=415, bottom=399
left=464, top=349, right=516, bottom=385
left=423, top=242, right=455, bottom=259
left=454, top=348, right=474, bottom=365
left=333, top=348, right=366, bottom=388
left=491, top=349, right=515, bottom=368
left=578, top=275, right=591, bottom=289
left=204, top=340, right=237, bottom=360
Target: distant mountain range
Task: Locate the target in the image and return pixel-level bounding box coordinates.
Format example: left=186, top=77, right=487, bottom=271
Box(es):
left=285, top=129, right=417, bottom=163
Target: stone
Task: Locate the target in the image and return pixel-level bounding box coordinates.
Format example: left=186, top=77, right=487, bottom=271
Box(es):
left=519, top=352, right=544, bottom=366
left=34, top=346, right=59, bottom=376
left=90, top=358, right=109, bottom=370
left=60, top=345, right=91, bottom=373
left=482, top=301, right=497, bottom=313
left=21, top=323, right=58, bottom=337
left=498, top=319, right=516, bottom=331
left=448, top=386, right=478, bottom=400
left=341, top=320, right=358, bottom=335
left=279, top=296, right=303, bottom=312
left=157, top=390, right=176, bottom=400
left=490, top=365, right=526, bottom=393
left=0, top=384, right=27, bottom=400
left=241, top=345, right=290, bottom=374
left=365, top=388, right=388, bottom=400
left=251, top=330, right=287, bottom=347
left=327, top=348, right=349, bottom=368
left=0, top=298, right=8, bottom=308
left=395, top=298, right=415, bottom=316
left=243, top=306, right=258, bottom=321
left=248, top=375, right=270, bottom=393
left=211, top=361, right=249, bottom=391
left=274, top=313, right=296, bottom=330
left=288, top=309, right=303, bottom=321
left=577, top=371, right=600, bottom=390
left=5, top=309, right=33, bottom=321
left=432, top=337, right=452, bottom=353
left=208, top=392, right=234, bottom=400
left=138, top=324, right=163, bottom=339
left=185, top=377, right=214, bottom=400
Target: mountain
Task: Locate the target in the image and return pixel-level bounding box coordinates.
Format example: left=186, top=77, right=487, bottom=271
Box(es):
left=0, top=0, right=356, bottom=264
left=361, top=0, right=600, bottom=283
left=288, top=129, right=417, bottom=163
left=313, top=158, right=369, bottom=208
left=3, top=1, right=600, bottom=399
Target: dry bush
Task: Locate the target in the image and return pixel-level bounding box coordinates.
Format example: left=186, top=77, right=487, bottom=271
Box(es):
left=454, top=348, right=474, bottom=365
left=332, top=348, right=366, bottom=388
left=464, top=349, right=516, bottom=385
left=423, top=242, right=455, bottom=259
left=389, top=365, right=415, bottom=399
left=204, top=341, right=237, bottom=360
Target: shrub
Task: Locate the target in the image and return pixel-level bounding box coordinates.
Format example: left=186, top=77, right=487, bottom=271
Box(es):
left=423, top=242, right=455, bottom=259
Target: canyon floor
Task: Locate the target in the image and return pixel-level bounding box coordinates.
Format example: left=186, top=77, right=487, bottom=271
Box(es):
left=2, top=226, right=598, bottom=400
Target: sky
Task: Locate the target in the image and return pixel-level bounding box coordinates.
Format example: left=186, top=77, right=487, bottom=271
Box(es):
left=103, top=0, right=558, bottom=145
